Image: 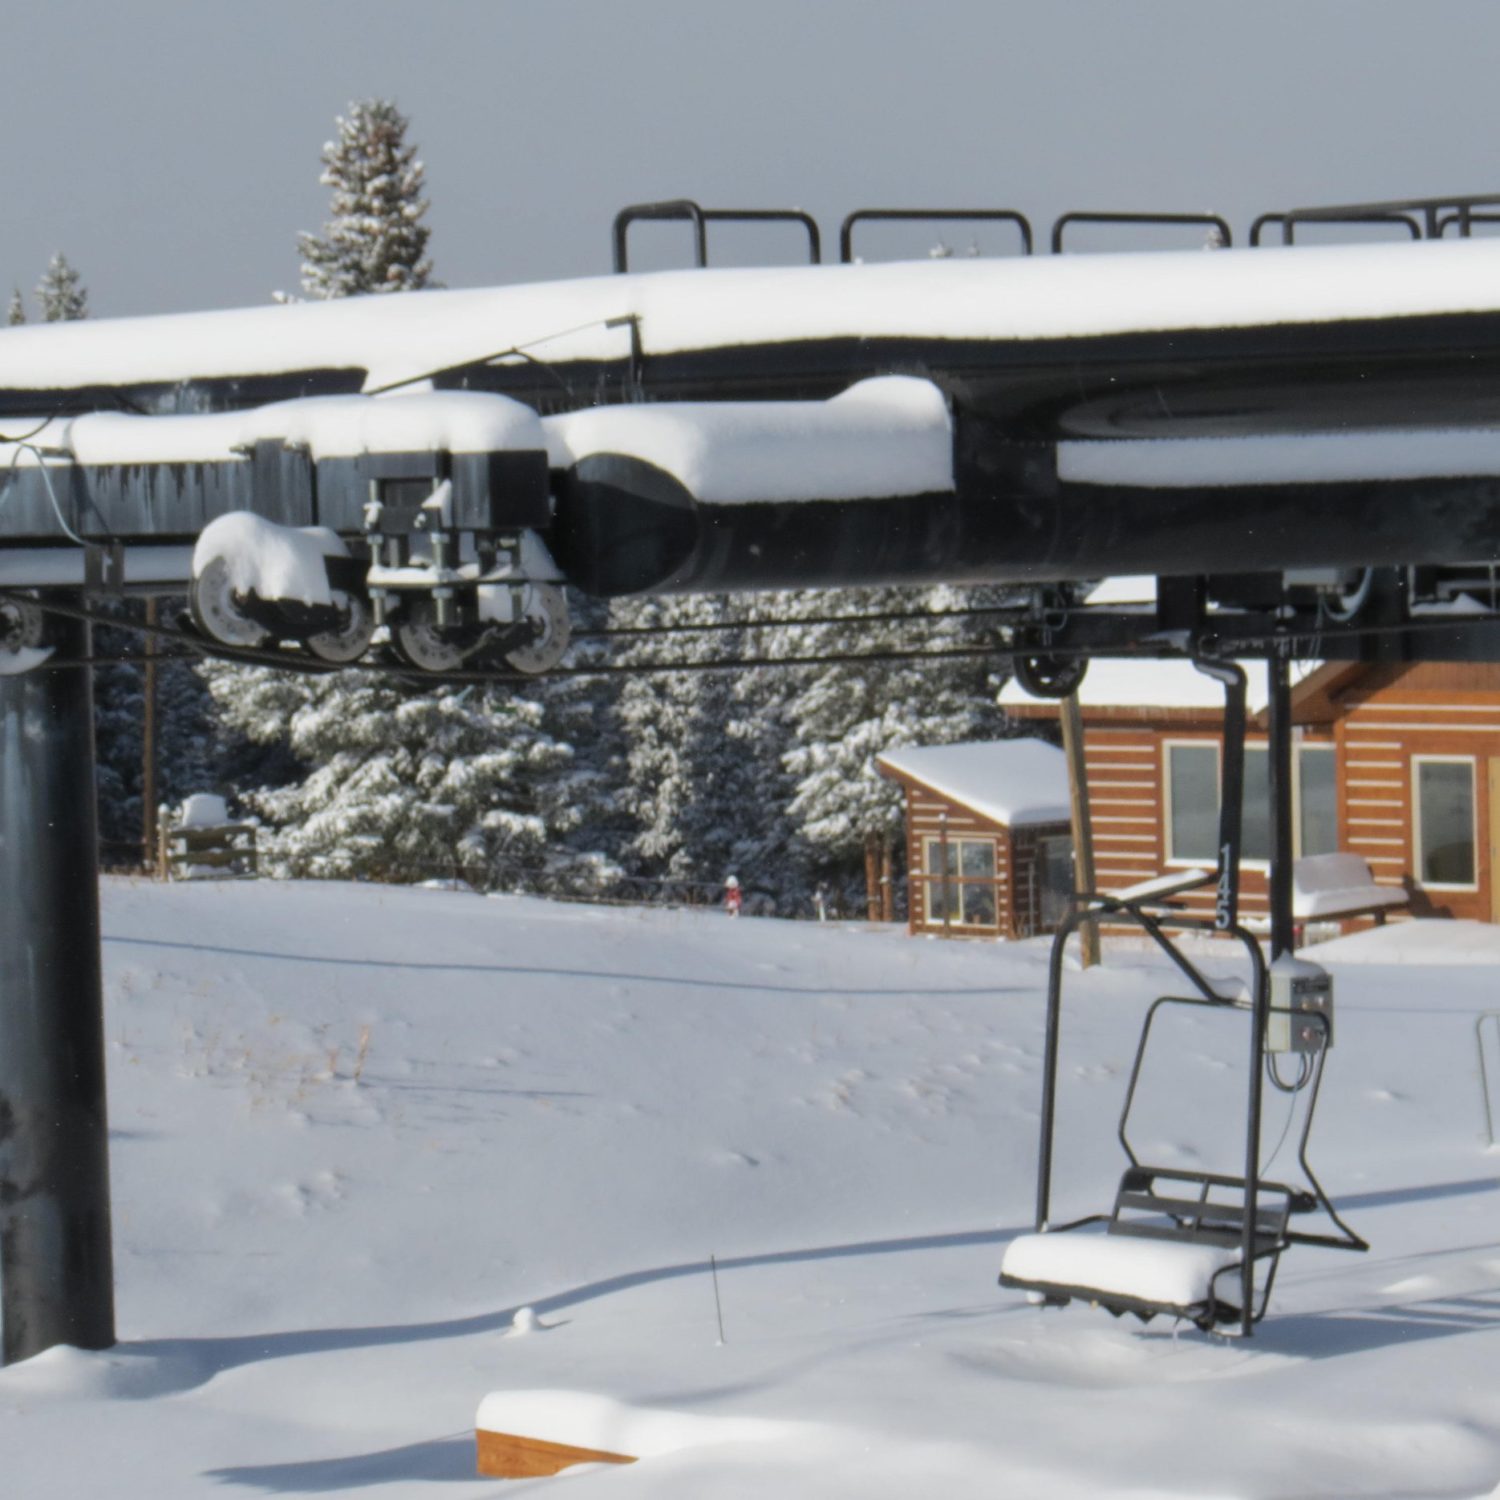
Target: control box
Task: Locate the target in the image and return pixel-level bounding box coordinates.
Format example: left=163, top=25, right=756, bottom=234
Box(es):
left=1267, top=953, right=1334, bottom=1054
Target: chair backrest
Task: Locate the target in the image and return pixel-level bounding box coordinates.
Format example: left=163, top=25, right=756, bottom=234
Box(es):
left=1110, top=1166, right=1291, bottom=1251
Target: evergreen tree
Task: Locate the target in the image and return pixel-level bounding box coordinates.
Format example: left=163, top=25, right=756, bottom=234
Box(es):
left=91, top=591, right=252, bottom=864
left=612, top=592, right=810, bottom=911
left=6, top=289, right=24, bottom=325
left=533, top=589, right=632, bottom=895
left=93, top=610, right=145, bottom=857
left=36, top=253, right=87, bottom=321
left=779, top=583, right=1017, bottom=909
left=299, top=99, right=433, bottom=298
left=205, top=667, right=567, bottom=886
left=93, top=600, right=232, bottom=862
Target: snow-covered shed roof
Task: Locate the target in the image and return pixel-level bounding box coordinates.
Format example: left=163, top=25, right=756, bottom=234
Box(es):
left=876, top=739, right=1070, bottom=827
left=998, top=577, right=1322, bottom=717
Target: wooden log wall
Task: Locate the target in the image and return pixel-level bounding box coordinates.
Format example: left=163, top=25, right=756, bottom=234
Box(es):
left=902, top=784, right=1014, bottom=936
left=1334, top=666, right=1500, bottom=922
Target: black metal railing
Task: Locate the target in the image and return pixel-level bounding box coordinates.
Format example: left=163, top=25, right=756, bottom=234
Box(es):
left=838, top=208, right=1033, bottom=262
left=1051, top=210, right=1232, bottom=253
left=1437, top=211, right=1500, bottom=237
left=612, top=199, right=821, bottom=273
left=1279, top=192, right=1500, bottom=241
left=611, top=191, right=1500, bottom=272
left=1249, top=211, right=1421, bottom=246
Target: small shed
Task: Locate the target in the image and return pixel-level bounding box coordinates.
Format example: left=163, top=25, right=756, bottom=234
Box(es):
left=876, top=739, right=1073, bottom=940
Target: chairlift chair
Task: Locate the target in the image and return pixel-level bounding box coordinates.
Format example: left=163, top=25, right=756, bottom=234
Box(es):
left=998, top=658, right=1367, bottom=1336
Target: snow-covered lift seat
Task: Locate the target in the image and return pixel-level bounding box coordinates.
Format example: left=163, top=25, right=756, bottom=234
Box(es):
left=1000, top=1166, right=1298, bottom=1327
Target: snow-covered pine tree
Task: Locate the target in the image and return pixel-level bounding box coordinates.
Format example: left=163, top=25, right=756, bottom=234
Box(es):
left=780, top=583, right=1016, bottom=914
left=204, top=666, right=568, bottom=887
left=196, top=98, right=476, bottom=888
left=299, top=99, right=433, bottom=297
left=613, top=594, right=726, bottom=896
left=93, top=600, right=224, bottom=863
left=613, top=592, right=809, bottom=911
left=6, top=289, right=24, bottom=325
left=533, top=589, right=633, bottom=895
left=92, top=606, right=145, bottom=859
left=36, top=253, right=87, bottom=321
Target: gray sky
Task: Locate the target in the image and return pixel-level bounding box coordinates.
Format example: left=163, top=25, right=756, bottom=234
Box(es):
left=5, top=0, right=1498, bottom=317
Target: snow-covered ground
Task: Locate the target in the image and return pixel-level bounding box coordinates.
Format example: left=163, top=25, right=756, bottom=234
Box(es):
left=5, top=879, right=1500, bottom=1498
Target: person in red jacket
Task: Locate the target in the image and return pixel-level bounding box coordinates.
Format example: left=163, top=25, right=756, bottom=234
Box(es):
left=724, top=875, right=743, bottom=917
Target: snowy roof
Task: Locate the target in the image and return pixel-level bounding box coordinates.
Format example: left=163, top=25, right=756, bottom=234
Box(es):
left=998, top=576, right=1321, bottom=715
left=876, top=738, right=1070, bottom=826
left=999, top=656, right=1321, bottom=715
left=2, top=236, right=1499, bottom=395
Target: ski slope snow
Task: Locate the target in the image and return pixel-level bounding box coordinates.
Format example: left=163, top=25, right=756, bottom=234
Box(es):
left=3, top=878, right=1500, bottom=1498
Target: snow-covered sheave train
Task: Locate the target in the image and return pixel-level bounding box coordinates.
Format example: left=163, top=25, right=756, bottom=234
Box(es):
left=5, top=203, right=1500, bottom=672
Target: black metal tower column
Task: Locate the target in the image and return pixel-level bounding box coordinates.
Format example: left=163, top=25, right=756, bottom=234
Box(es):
left=1266, top=655, right=1296, bottom=959
left=0, top=607, right=115, bottom=1364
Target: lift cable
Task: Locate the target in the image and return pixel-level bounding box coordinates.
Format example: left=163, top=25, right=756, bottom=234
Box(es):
left=0, top=590, right=1016, bottom=682
left=575, top=599, right=1034, bottom=640
left=10, top=589, right=1500, bottom=682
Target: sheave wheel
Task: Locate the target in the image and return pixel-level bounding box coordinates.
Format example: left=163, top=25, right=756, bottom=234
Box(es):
left=1013, top=653, right=1088, bottom=699
left=392, top=600, right=473, bottom=673
left=306, top=595, right=376, bottom=664
left=189, top=555, right=269, bottom=649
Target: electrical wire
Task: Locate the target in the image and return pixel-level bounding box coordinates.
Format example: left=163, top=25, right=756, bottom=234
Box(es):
left=1318, top=568, right=1375, bottom=624
left=576, top=599, right=1029, bottom=640
left=0, top=412, right=62, bottom=445
left=364, top=313, right=638, bottom=398
left=0, top=589, right=1012, bottom=682
left=1266, top=1049, right=1312, bottom=1095
left=0, top=437, right=90, bottom=546
left=1260, top=1052, right=1312, bottom=1176
left=25, top=444, right=87, bottom=547
left=10, top=577, right=1500, bottom=682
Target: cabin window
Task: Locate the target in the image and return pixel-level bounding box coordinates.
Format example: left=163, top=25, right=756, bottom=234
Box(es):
left=1165, top=742, right=1220, bottom=863
left=1297, top=746, right=1338, bottom=857
left=1413, top=756, right=1477, bottom=889
left=921, top=835, right=999, bottom=928
left=1168, top=740, right=1339, bottom=865
left=1243, top=746, right=1271, bottom=862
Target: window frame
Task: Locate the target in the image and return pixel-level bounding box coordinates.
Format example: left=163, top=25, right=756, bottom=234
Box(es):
left=1163, top=736, right=1339, bottom=868
left=918, top=832, right=1001, bottom=930
left=1163, top=737, right=1224, bottom=867
left=1294, top=742, right=1339, bottom=859
left=1411, top=753, right=1479, bottom=892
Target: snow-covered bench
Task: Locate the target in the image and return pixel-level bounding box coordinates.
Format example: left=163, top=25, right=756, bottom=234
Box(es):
left=1292, top=852, right=1407, bottom=939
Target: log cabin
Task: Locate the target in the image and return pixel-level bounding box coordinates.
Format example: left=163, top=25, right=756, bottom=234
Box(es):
left=998, top=586, right=1500, bottom=930
left=875, top=740, right=1073, bottom=940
